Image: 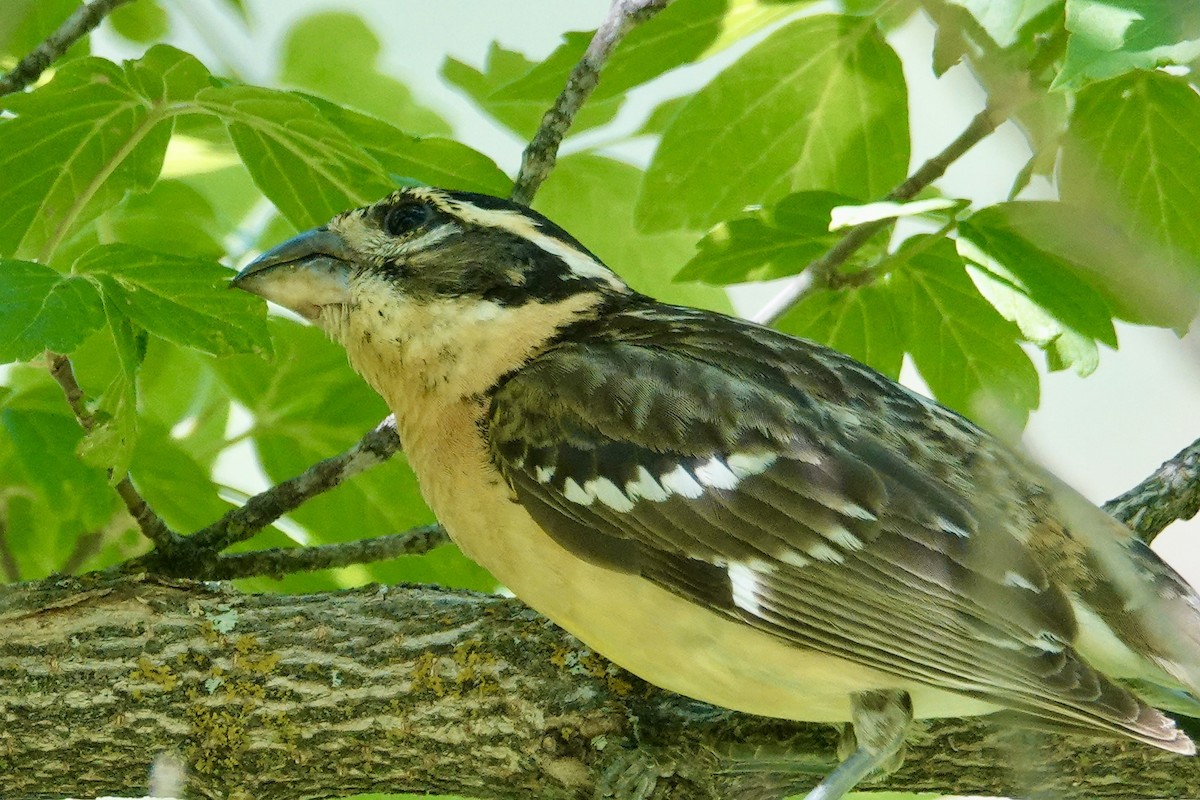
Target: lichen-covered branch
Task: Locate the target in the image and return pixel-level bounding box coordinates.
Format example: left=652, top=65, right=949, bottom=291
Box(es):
left=1105, top=436, right=1200, bottom=543
left=509, top=0, right=672, bottom=206
left=2, top=573, right=1197, bottom=800
left=0, top=0, right=137, bottom=97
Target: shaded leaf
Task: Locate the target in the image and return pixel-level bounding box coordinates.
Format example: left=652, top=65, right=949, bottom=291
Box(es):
left=75, top=244, right=271, bottom=357
left=945, top=0, right=1061, bottom=48
left=893, top=237, right=1039, bottom=430
left=195, top=85, right=394, bottom=229
left=108, top=1, right=169, bottom=44
left=130, top=421, right=232, bottom=532
left=637, top=15, right=909, bottom=232
left=309, top=99, right=511, bottom=195
left=675, top=191, right=852, bottom=285
left=104, top=179, right=226, bottom=259
left=775, top=284, right=904, bottom=378
left=0, top=259, right=105, bottom=362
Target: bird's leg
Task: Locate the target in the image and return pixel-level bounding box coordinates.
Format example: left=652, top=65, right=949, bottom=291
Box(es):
left=803, top=689, right=912, bottom=800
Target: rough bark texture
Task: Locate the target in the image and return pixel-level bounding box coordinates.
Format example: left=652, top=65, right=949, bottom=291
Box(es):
left=3, top=574, right=1198, bottom=799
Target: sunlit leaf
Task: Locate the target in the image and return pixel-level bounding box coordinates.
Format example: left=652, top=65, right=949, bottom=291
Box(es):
left=1057, top=0, right=1200, bottom=89
left=637, top=15, right=909, bottom=232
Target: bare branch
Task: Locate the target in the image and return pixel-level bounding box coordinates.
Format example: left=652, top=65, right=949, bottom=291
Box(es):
left=198, top=524, right=449, bottom=580
left=509, top=0, right=672, bottom=205
left=186, top=417, right=402, bottom=554
left=0, top=0, right=138, bottom=97
left=1105, top=436, right=1200, bottom=543
left=753, top=106, right=1002, bottom=325
left=46, top=352, right=178, bottom=551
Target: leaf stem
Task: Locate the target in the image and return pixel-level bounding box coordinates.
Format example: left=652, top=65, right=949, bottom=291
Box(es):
left=0, top=0, right=137, bottom=97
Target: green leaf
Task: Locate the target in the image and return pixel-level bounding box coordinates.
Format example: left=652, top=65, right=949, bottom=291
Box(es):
left=442, top=42, right=621, bottom=139
left=1057, top=0, right=1200, bottom=89
left=0, top=259, right=105, bottom=362
left=674, top=191, right=852, bottom=285
left=195, top=85, right=394, bottom=229
left=0, top=0, right=82, bottom=61
left=497, top=0, right=802, bottom=103
left=636, top=95, right=690, bottom=136
left=104, top=179, right=226, bottom=259
left=775, top=284, right=904, bottom=378
left=892, top=237, right=1039, bottom=431
left=0, top=55, right=175, bottom=260
left=307, top=99, right=511, bottom=195
left=77, top=297, right=144, bottom=477
left=130, top=421, right=232, bottom=532
left=637, top=15, right=909, bottom=232
left=958, top=205, right=1117, bottom=352
left=280, top=12, right=450, bottom=136
left=108, top=1, right=169, bottom=44
left=944, top=0, right=1061, bottom=48
left=0, top=407, right=114, bottom=528
left=961, top=201, right=1195, bottom=332
left=533, top=154, right=732, bottom=312
left=1061, top=71, right=1200, bottom=291
left=74, top=244, right=271, bottom=357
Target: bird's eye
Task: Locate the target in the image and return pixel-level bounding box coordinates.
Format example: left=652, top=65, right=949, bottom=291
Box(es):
left=383, top=203, right=432, bottom=236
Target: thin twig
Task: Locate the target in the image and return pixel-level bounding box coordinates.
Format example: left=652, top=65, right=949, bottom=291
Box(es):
left=753, top=106, right=1003, bottom=325
left=1104, top=437, right=1200, bottom=544
left=46, top=352, right=179, bottom=551
left=186, top=417, right=402, bottom=554
left=198, top=524, right=449, bottom=581
left=509, top=0, right=673, bottom=205
left=0, top=0, right=137, bottom=97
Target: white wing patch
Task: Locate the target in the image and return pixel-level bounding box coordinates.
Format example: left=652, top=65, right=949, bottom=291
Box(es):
left=625, top=466, right=670, bottom=502
left=727, top=452, right=778, bottom=477
left=659, top=465, right=705, bottom=499
left=586, top=477, right=635, bottom=513
left=728, top=562, right=763, bottom=616
left=693, top=457, right=740, bottom=490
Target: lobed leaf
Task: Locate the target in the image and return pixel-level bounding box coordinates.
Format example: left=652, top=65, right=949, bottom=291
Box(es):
left=0, top=259, right=105, bottom=362
left=775, top=284, right=905, bottom=379
left=893, top=237, right=1039, bottom=430
left=674, top=191, right=852, bottom=285
left=74, top=244, right=271, bottom=358
left=1057, top=0, right=1200, bottom=89
left=637, top=15, right=909, bottom=232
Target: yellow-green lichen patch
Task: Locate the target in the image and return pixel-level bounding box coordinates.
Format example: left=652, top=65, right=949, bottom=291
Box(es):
left=129, top=654, right=179, bottom=692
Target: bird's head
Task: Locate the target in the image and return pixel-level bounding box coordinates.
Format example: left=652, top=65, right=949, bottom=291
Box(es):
left=233, top=187, right=630, bottom=406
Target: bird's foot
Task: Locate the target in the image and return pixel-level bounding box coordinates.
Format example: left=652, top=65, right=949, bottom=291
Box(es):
left=803, top=690, right=912, bottom=800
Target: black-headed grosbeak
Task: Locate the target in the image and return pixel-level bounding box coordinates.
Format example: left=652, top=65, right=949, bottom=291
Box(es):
left=233, top=187, right=1200, bottom=798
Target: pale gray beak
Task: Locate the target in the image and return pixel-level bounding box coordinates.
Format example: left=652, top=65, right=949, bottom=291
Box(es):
left=231, top=228, right=356, bottom=320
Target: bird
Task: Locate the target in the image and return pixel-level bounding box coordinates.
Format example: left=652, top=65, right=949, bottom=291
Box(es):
left=233, top=186, right=1200, bottom=798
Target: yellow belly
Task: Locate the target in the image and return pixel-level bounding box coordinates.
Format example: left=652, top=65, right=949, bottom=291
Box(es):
left=400, top=401, right=1000, bottom=723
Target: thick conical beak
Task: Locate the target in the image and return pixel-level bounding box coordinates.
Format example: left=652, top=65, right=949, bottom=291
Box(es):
left=231, top=227, right=356, bottom=320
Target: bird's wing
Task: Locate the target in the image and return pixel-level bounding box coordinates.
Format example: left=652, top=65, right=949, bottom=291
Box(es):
left=486, top=309, right=1188, bottom=751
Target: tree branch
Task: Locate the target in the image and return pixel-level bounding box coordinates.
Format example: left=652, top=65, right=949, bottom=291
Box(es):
left=197, top=524, right=448, bottom=581
left=509, top=0, right=672, bottom=205
left=5, top=572, right=1199, bottom=800
left=1104, top=436, right=1200, bottom=544
left=180, top=416, right=401, bottom=558
left=753, top=106, right=1004, bottom=325
left=0, top=0, right=137, bottom=97
left=46, top=352, right=179, bottom=552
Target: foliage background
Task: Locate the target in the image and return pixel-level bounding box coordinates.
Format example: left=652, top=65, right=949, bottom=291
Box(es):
left=2, top=1, right=1200, bottom=798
